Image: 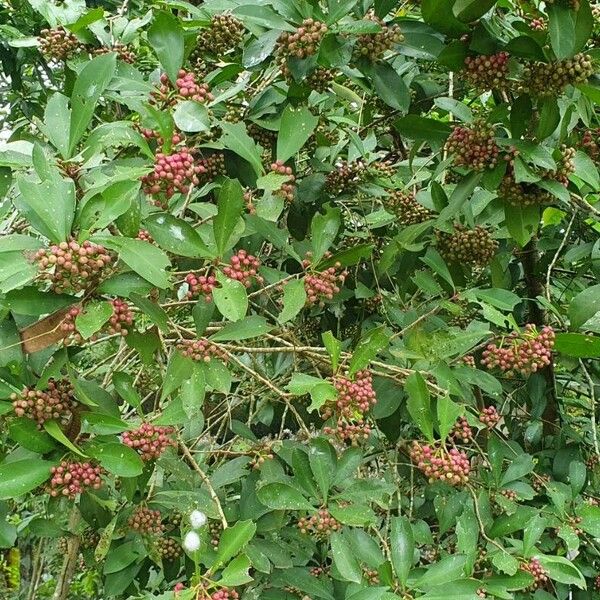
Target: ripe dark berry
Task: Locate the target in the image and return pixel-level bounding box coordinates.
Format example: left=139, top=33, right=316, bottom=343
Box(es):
left=122, top=423, right=176, bottom=461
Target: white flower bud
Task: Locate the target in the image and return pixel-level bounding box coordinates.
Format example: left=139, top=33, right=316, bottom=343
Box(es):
left=183, top=531, right=201, bottom=552
left=189, top=510, right=207, bottom=529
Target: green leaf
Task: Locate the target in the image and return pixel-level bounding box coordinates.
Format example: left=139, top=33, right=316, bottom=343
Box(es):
left=311, top=206, right=341, bottom=264
left=213, top=277, right=248, bottom=322
left=569, top=284, right=600, bottom=330
left=328, top=504, right=376, bottom=526
left=3, top=287, right=76, bottom=316
left=390, top=516, right=414, bottom=585
left=500, top=453, right=534, bottom=485
left=94, top=236, right=171, bottom=289
left=522, top=514, right=547, bottom=556
left=112, top=371, right=142, bottom=409
left=368, top=62, right=410, bottom=112
left=330, top=532, right=362, bottom=583
left=538, top=554, right=585, bottom=588
left=405, top=372, right=434, bottom=442
left=181, top=363, right=205, bottom=418
left=327, top=0, right=360, bottom=22
left=220, top=122, right=263, bottom=177
left=210, top=316, right=272, bottom=341
left=547, top=4, right=591, bottom=60
left=218, top=554, right=254, bottom=586
left=277, top=105, right=319, bottom=163
left=554, top=332, right=600, bottom=357
left=145, top=213, right=211, bottom=258
left=173, top=101, right=210, bottom=133
left=436, top=396, right=462, bottom=441
left=322, top=331, right=341, bottom=373
left=15, top=166, right=76, bottom=243
left=87, top=442, right=144, bottom=477
left=162, top=351, right=194, bottom=400
left=453, top=0, right=497, bottom=22
left=0, top=458, right=54, bottom=499
left=213, top=178, right=244, bottom=256
left=415, top=554, right=468, bottom=589
left=42, top=93, right=71, bottom=159
left=214, top=520, right=257, bottom=568
left=43, top=420, right=86, bottom=456
left=69, top=53, right=117, bottom=155
left=348, top=327, right=388, bottom=376
left=504, top=204, right=539, bottom=248
left=422, top=0, right=469, bottom=35
left=536, top=98, right=560, bottom=140
left=147, top=11, right=184, bottom=83
left=130, top=293, right=169, bottom=333
left=9, top=418, right=56, bottom=453
left=256, top=482, right=314, bottom=511
left=278, top=279, right=306, bottom=323
left=394, top=115, right=452, bottom=143
left=75, top=301, right=113, bottom=340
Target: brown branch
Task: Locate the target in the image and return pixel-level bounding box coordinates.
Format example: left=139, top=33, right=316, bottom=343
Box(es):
left=52, top=506, right=81, bottom=600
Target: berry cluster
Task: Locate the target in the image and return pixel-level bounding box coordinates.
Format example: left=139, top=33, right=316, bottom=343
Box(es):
left=297, top=509, right=341, bottom=539
left=210, top=588, right=239, bottom=600
left=520, top=54, right=593, bottom=97
left=435, top=225, right=498, bottom=268
left=248, top=124, right=276, bottom=151
left=479, top=406, right=500, bottom=428
left=463, top=52, right=510, bottom=90
left=243, top=190, right=256, bottom=214
left=549, top=145, right=576, bottom=185
left=323, top=419, right=371, bottom=446
left=185, top=271, right=217, bottom=302
left=209, top=521, right=222, bottom=548
left=581, top=128, right=600, bottom=160
left=325, top=160, right=366, bottom=195
left=34, top=239, right=113, bottom=293
left=499, top=489, right=517, bottom=501
left=451, top=417, right=473, bottom=443
left=302, top=253, right=348, bottom=307
left=363, top=568, right=380, bottom=585
left=355, top=15, right=403, bottom=60
left=305, top=68, right=336, bottom=92
left=445, top=121, right=499, bottom=171
left=49, top=461, right=104, bottom=499
left=128, top=506, right=164, bottom=535
left=481, top=325, right=555, bottom=377
left=461, top=355, right=476, bottom=367
left=92, top=43, right=136, bottom=64
left=160, top=537, right=182, bottom=561
left=176, top=338, right=227, bottom=363
left=499, top=173, right=552, bottom=206
left=277, top=19, right=328, bottom=59
left=530, top=17, right=547, bottom=30
left=38, top=27, right=82, bottom=60
left=270, top=161, right=296, bottom=203
left=223, top=250, right=263, bottom=287
left=409, top=441, right=471, bottom=485
left=150, top=71, right=213, bottom=107
left=122, top=423, right=176, bottom=461
left=199, top=153, right=226, bottom=180
left=142, top=148, right=206, bottom=203
left=249, top=445, right=275, bottom=470
left=195, top=14, right=244, bottom=57
left=11, top=379, right=76, bottom=429
left=107, top=299, right=134, bottom=336
left=520, top=558, right=548, bottom=590
left=137, top=230, right=154, bottom=243
left=386, top=190, right=433, bottom=225
left=595, top=574, right=600, bottom=591
left=140, top=128, right=183, bottom=148
left=324, top=370, right=376, bottom=420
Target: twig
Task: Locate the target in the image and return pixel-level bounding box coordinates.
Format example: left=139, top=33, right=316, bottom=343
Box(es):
left=545, top=211, right=576, bottom=302
left=52, top=506, right=81, bottom=600
left=179, top=437, right=228, bottom=529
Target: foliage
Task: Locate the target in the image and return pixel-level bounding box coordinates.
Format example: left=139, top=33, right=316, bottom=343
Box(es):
left=0, top=0, right=600, bottom=599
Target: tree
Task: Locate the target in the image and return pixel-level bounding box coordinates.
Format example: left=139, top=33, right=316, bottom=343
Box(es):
left=0, top=0, right=599, bottom=598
